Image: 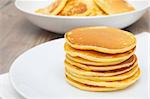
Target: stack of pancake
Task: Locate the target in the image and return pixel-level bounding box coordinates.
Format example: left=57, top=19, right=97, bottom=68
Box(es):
left=64, top=27, right=140, bottom=92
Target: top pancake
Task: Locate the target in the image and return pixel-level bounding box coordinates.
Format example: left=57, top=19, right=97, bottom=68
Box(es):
left=36, top=0, right=68, bottom=15
left=65, top=27, right=136, bottom=54
left=94, top=0, right=135, bottom=14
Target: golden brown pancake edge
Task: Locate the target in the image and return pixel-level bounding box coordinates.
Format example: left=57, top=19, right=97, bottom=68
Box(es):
left=65, top=26, right=136, bottom=54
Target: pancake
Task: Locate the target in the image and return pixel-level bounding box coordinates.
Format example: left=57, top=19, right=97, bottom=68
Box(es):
left=66, top=76, right=124, bottom=92
left=65, top=60, right=137, bottom=77
left=59, top=0, right=105, bottom=16
left=84, top=0, right=106, bottom=16
left=66, top=65, right=139, bottom=81
left=66, top=68, right=140, bottom=91
left=66, top=54, right=136, bottom=71
left=59, top=0, right=91, bottom=16
left=89, top=4, right=106, bottom=16
left=66, top=54, right=126, bottom=66
left=64, top=43, right=135, bottom=63
left=65, top=27, right=136, bottom=54
left=66, top=68, right=140, bottom=88
left=36, top=0, right=68, bottom=15
left=94, top=0, right=135, bottom=14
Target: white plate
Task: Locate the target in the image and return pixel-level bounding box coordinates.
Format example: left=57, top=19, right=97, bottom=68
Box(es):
left=9, top=33, right=149, bottom=99
left=15, top=0, right=149, bottom=33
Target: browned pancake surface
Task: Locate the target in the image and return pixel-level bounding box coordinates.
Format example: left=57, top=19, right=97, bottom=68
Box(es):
left=94, top=0, right=135, bottom=14
left=66, top=27, right=135, bottom=49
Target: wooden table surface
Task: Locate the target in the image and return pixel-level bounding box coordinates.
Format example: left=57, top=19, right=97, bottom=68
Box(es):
left=0, top=3, right=149, bottom=74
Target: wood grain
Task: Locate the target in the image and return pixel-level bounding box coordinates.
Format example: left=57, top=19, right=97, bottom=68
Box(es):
left=0, top=3, right=149, bottom=74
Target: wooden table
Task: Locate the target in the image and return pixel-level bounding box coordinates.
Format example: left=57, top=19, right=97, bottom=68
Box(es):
left=0, top=3, right=149, bottom=74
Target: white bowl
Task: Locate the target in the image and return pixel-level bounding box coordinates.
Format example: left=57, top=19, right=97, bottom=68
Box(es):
left=15, top=0, right=149, bottom=34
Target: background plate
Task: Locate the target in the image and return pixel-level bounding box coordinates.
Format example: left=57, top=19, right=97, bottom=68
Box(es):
left=15, top=0, right=149, bottom=33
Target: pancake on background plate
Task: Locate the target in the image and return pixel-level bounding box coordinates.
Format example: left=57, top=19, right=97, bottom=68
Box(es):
left=59, top=0, right=105, bottom=16
left=64, top=26, right=140, bottom=92
left=36, top=0, right=68, bottom=15
left=94, top=0, right=135, bottom=14
left=36, top=0, right=135, bottom=16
